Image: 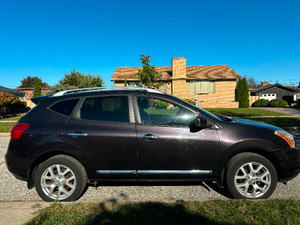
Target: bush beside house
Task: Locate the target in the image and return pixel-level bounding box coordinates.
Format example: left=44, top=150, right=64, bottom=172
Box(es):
left=252, top=99, right=270, bottom=107
left=252, top=98, right=288, bottom=107
left=269, top=99, right=288, bottom=107
left=0, top=92, right=28, bottom=116
left=184, top=99, right=196, bottom=105
left=235, top=77, right=250, bottom=108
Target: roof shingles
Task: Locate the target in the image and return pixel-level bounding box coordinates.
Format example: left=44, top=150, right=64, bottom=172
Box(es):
left=111, top=65, right=241, bottom=81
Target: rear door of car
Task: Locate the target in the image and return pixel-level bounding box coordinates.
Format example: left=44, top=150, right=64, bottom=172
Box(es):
left=64, top=94, right=138, bottom=178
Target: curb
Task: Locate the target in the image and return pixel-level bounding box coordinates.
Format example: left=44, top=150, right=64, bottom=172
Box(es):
left=0, top=133, right=10, bottom=137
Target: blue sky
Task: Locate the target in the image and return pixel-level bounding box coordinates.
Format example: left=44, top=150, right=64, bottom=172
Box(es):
left=0, top=0, right=299, bottom=88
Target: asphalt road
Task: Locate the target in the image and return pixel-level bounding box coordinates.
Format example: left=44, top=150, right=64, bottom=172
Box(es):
left=1, top=137, right=299, bottom=202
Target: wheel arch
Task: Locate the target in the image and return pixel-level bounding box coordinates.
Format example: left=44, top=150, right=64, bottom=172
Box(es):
left=220, top=144, right=282, bottom=186
left=27, top=151, right=88, bottom=189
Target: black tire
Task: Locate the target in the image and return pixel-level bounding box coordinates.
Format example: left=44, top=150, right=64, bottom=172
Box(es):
left=226, top=152, right=277, bottom=199
left=34, top=155, right=87, bottom=202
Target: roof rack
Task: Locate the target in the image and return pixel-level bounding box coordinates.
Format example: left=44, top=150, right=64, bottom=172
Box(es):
left=52, top=86, right=162, bottom=96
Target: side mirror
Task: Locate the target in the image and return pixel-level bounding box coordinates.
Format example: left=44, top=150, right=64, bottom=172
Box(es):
left=196, top=116, right=207, bottom=127
left=191, top=116, right=211, bottom=131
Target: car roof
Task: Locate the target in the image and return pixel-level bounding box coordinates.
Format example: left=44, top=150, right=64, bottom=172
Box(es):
left=53, top=86, right=162, bottom=97
left=31, top=87, right=164, bottom=105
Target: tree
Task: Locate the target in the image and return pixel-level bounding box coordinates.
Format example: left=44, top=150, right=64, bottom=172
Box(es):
left=47, top=69, right=104, bottom=95
left=19, top=76, right=50, bottom=88
left=33, top=79, right=42, bottom=97
left=235, top=77, right=250, bottom=108
left=245, top=76, right=259, bottom=88
left=0, top=93, right=26, bottom=115
left=59, top=69, right=104, bottom=88
left=46, top=84, right=77, bottom=95
left=135, top=55, right=162, bottom=89
left=124, top=78, right=128, bottom=86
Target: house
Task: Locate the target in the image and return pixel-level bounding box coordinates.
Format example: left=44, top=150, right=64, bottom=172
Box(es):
left=0, top=85, right=26, bottom=100
left=111, top=57, right=241, bottom=108
left=14, top=87, right=51, bottom=101
left=251, top=82, right=299, bottom=105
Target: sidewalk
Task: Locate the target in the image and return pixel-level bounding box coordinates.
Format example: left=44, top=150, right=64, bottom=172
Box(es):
left=0, top=201, right=51, bottom=225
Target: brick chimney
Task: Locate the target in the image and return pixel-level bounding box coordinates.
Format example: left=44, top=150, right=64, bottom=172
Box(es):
left=172, top=57, right=186, bottom=79
left=261, top=81, right=269, bottom=87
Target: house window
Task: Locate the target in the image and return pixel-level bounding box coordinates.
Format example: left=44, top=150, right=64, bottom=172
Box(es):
left=189, top=81, right=214, bottom=94
left=259, top=93, right=276, bottom=101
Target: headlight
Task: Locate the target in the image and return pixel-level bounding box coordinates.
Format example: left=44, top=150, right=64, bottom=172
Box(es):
left=275, top=130, right=295, bottom=148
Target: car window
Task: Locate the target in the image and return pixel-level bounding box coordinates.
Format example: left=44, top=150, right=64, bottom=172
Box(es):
left=50, top=98, right=79, bottom=116
left=80, top=96, right=129, bottom=123
left=137, top=96, right=197, bottom=126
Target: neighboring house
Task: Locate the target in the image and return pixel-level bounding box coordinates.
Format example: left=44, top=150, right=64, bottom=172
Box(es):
left=14, top=87, right=51, bottom=101
left=296, top=93, right=300, bottom=106
left=251, top=82, right=299, bottom=105
left=0, top=85, right=26, bottom=100
left=111, top=57, right=241, bottom=108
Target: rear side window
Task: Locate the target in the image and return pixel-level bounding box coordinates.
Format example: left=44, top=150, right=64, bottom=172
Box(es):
left=80, top=96, right=129, bottom=123
left=50, top=99, right=79, bottom=116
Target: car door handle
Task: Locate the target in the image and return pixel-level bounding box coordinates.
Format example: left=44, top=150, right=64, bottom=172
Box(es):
left=68, top=132, right=88, bottom=137
left=140, top=134, right=159, bottom=140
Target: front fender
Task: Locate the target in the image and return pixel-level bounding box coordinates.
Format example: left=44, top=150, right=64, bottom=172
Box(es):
left=220, top=139, right=281, bottom=169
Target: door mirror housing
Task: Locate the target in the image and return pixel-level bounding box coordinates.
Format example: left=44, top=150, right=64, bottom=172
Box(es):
left=191, top=116, right=211, bottom=130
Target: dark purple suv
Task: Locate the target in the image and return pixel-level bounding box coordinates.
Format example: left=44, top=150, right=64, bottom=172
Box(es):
left=5, top=87, right=300, bottom=201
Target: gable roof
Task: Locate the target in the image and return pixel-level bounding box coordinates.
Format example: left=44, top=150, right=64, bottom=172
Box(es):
left=111, top=65, right=241, bottom=81
left=252, top=83, right=299, bottom=94
left=0, top=85, right=26, bottom=97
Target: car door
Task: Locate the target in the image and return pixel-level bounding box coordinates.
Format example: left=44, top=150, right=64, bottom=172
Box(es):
left=134, top=95, right=221, bottom=178
left=64, top=94, right=138, bottom=178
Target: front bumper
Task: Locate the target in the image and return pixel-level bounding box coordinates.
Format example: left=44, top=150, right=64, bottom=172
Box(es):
left=273, top=149, right=300, bottom=182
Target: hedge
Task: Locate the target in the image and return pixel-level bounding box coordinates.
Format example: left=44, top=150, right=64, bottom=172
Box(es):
left=252, top=99, right=270, bottom=107
left=252, top=98, right=288, bottom=107
left=0, top=92, right=27, bottom=116
left=269, top=99, right=288, bottom=107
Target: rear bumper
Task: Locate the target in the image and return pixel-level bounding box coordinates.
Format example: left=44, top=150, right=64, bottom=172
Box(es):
left=5, top=139, right=34, bottom=181
left=5, top=151, right=30, bottom=181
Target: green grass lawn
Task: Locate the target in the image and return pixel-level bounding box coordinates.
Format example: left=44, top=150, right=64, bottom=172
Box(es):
left=0, top=122, right=15, bottom=133
left=205, top=108, right=288, bottom=117
left=0, top=115, right=22, bottom=121
left=250, top=117, right=300, bottom=127
left=25, top=199, right=300, bottom=225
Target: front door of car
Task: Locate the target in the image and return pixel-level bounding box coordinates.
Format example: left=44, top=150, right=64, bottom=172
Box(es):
left=134, top=95, right=221, bottom=178
left=64, top=95, right=138, bottom=178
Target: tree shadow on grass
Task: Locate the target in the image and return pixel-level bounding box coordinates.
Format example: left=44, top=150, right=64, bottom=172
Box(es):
left=82, top=200, right=232, bottom=225
left=79, top=182, right=234, bottom=225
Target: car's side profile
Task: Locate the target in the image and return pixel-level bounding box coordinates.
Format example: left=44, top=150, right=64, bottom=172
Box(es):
left=5, top=87, right=300, bottom=201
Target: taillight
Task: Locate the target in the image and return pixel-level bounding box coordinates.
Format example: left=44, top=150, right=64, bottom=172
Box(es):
left=11, top=123, right=30, bottom=139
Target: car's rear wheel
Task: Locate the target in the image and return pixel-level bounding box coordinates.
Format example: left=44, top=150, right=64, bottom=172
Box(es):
left=34, top=155, right=87, bottom=202
left=226, top=152, right=277, bottom=199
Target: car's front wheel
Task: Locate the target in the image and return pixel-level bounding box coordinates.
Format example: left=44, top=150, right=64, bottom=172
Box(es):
left=34, top=155, right=87, bottom=202
left=226, top=152, right=277, bottom=199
